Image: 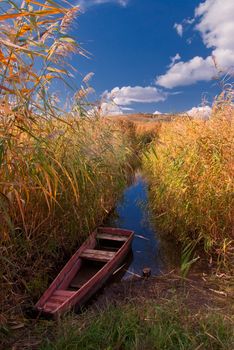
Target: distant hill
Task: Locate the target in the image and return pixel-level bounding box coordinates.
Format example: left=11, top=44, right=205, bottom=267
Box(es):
left=107, top=113, right=176, bottom=123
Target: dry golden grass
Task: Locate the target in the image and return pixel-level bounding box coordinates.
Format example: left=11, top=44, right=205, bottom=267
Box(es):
left=107, top=113, right=175, bottom=144
left=0, top=115, right=135, bottom=320
left=0, top=1, right=136, bottom=324
left=143, top=104, right=234, bottom=268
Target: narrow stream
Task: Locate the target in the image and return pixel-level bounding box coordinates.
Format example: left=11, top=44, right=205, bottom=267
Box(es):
left=104, top=173, right=164, bottom=279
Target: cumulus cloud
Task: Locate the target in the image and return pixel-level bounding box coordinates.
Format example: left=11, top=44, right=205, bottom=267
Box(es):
left=88, top=101, right=125, bottom=117
left=157, top=56, right=216, bottom=88
left=186, top=105, right=212, bottom=119
left=195, top=0, right=234, bottom=51
left=174, top=23, right=183, bottom=37
left=195, top=0, right=234, bottom=70
left=103, top=86, right=167, bottom=105
left=99, top=102, right=124, bottom=116
left=96, top=86, right=168, bottom=116
left=156, top=0, right=234, bottom=88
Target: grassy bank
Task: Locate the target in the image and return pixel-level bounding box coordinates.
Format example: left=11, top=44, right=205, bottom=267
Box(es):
left=19, top=273, right=233, bottom=350
left=4, top=273, right=233, bottom=349
left=41, top=305, right=233, bottom=350
left=143, top=104, right=234, bottom=268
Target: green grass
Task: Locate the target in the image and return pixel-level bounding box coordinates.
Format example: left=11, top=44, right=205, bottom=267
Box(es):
left=40, top=301, right=234, bottom=350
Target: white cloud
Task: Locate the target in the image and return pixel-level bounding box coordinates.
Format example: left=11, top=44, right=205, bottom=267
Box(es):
left=78, top=0, right=129, bottom=9
left=94, top=103, right=133, bottom=116
left=195, top=0, right=234, bottom=70
left=195, top=0, right=234, bottom=51
left=100, top=102, right=124, bottom=116
left=186, top=105, right=212, bottom=119
left=87, top=101, right=124, bottom=116
left=156, top=0, right=234, bottom=88
left=174, top=23, right=183, bottom=37
left=103, top=86, right=167, bottom=105
left=168, top=53, right=181, bottom=68
left=121, top=107, right=134, bottom=111
left=92, top=0, right=128, bottom=5
left=184, top=17, right=195, bottom=25
left=97, top=85, right=168, bottom=116
left=153, top=110, right=162, bottom=115
left=157, top=56, right=216, bottom=88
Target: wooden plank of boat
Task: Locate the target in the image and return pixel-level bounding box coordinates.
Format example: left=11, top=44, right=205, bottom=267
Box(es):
left=96, top=232, right=128, bottom=242
left=35, top=227, right=134, bottom=318
left=80, top=248, right=115, bottom=262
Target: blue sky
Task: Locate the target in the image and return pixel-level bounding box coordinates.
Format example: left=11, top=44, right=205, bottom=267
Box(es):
left=6, top=0, right=233, bottom=115
left=70, top=0, right=233, bottom=114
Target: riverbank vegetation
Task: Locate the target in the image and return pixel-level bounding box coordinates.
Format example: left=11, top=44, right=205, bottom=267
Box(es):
left=41, top=304, right=233, bottom=350
left=143, top=98, right=234, bottom=270
left=0, top=0, right=136, bottom=329
left=16, top=274, right=234, bottom=349
left=0, top=116, right=136, bottom=316
left=109, top=113, right=171, bottom=145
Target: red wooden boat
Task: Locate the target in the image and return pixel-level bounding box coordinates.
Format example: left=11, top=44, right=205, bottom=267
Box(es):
left=35, top=227, right=134, bottom=318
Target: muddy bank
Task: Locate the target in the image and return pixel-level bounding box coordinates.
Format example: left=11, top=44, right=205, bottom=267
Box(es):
left=5, top=272, right=233, bottom=350
left=91, top=271, right=233, bottom=314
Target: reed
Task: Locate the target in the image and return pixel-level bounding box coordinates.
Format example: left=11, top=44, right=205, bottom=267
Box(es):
left=108, top=114, right=164, bottom=145
left=0, top=1, right=135, bottom=321
left=143, top=100, right=234, bottom=268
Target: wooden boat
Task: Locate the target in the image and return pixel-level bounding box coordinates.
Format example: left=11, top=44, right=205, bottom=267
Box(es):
left=35, top=227, right=134, bottom=318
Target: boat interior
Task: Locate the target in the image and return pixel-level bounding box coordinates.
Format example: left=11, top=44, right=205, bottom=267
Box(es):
left=68, top=233, right=127, bottom=291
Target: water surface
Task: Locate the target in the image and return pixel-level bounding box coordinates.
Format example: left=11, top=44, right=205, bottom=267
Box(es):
left=105, top=173, right=163, bottom=279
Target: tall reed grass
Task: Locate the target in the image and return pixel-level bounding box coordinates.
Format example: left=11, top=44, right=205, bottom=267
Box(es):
left=143, top=102, right=234, bottom=268
left=109, top=114, right=164, bottom=145
left=0, top=1, right=136, bottom=322
left=0, top=116, right=135, bottom=315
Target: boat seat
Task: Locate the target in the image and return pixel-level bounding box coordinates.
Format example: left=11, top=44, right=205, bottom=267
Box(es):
left=80, top=248, right=115, bottom=262
left=97, top=232, right=128, bottom=242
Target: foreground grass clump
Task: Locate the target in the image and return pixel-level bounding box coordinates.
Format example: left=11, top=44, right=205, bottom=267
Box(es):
left=40, top=301, right=234, bottom=350
left=143, top=106, right=234, bottom=266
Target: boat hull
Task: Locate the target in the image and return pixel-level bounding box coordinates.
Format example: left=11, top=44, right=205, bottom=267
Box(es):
left=35, top=227, right=134, bottom=318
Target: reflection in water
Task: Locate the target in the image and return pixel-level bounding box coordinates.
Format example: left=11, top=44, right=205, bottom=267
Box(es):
left=105, top=173, right=163, bottom=279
